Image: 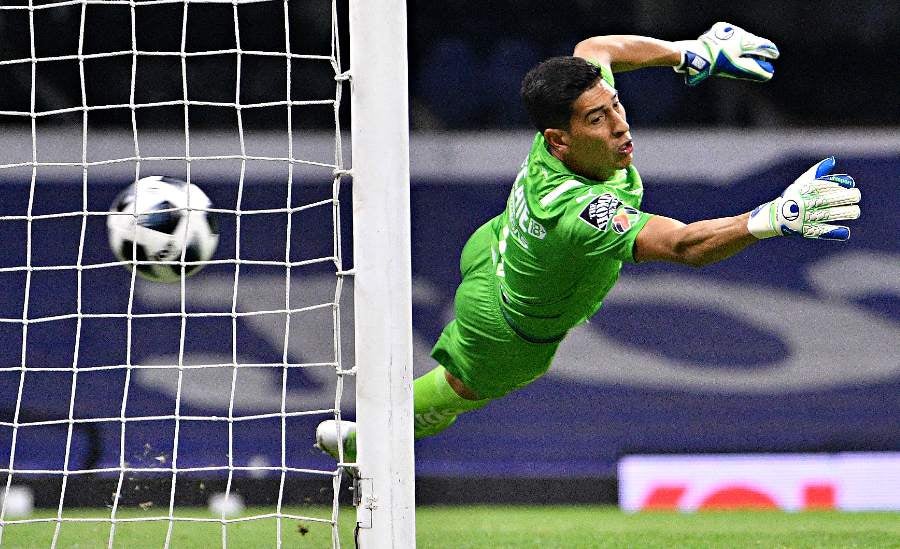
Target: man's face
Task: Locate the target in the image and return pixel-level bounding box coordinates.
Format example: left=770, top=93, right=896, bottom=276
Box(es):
left=556, top=79, right=633, bottom=180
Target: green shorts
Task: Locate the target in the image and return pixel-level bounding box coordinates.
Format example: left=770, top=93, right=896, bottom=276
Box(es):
left=430, top=219, right=561, bottom=399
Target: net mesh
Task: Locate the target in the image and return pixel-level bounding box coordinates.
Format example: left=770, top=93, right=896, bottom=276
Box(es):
left=0, top=1, right=351, bottom=546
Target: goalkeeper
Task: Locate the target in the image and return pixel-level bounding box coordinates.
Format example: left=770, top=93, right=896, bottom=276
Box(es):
left=317, top=23, right=861, bottom=460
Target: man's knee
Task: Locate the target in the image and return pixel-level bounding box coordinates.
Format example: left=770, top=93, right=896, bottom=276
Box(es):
left=444, top=369, right=482, bottom=400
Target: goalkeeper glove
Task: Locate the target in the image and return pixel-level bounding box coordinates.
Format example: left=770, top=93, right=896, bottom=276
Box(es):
left=674, top=22, right=780, bottom=86
left=747, top=157, right=861, bottom=241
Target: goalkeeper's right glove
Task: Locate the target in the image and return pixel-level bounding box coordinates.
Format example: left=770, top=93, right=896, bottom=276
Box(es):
left=747, top=157, right=861, bottom=241
left=674, top=22, right=780, bottom=86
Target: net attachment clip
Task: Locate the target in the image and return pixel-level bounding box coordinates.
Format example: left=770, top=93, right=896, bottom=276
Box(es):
left=352, top=476, right=376, bottom=529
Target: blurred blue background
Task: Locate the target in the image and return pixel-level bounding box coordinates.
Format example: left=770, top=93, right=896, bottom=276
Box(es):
left=1, top=153, right=897, bottom=480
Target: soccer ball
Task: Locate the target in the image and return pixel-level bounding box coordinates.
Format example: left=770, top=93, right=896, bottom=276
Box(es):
left=107, top=175, right=219, bottom=283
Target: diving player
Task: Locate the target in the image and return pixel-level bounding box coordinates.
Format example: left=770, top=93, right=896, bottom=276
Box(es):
left=316, top=23, right=861, bottom=461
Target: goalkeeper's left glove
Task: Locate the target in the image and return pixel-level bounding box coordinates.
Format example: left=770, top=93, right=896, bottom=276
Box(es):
left=747, top=157, right=861, bottom=241
left=674, top=22, right=780, bottom=86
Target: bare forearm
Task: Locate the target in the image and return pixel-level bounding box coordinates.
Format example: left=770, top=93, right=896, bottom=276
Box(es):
left=635, top=213, right=758, bottom=267
left=573, top=35, right=681, bottom=73
left=673, top=213, right=758, bottom=266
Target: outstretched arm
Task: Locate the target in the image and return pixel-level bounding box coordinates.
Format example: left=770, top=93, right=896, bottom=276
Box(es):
left=573, top=36, right=681, bottom=73
left=634, top=158, right=862, bottom=267
left=634, top=214, right=756, bottom=267
left=576, top=22, right=780, bottom=85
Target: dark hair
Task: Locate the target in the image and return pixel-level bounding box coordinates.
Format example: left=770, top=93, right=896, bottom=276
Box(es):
left=520, top=56, right=603, bottom=133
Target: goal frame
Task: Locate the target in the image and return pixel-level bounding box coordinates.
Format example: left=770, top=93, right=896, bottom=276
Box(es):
left=348, top=0, right=416, bottom=547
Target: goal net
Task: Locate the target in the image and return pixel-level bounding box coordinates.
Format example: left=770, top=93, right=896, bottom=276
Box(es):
left=0, top=0, right=412, bottom=547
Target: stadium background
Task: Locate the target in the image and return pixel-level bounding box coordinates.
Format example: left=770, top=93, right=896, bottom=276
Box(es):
left=0, top=0, right=897, bottom=510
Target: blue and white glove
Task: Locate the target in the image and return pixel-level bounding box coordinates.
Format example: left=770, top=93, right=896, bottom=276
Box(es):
left=747, top=157, right=861, bottom=241
left=674, top=22, right=780, bottom=86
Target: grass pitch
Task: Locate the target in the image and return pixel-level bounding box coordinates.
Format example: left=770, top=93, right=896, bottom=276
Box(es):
left=0, top=505, right=897, bottom=548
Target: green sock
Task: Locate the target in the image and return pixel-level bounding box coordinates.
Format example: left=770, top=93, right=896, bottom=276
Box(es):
left=413, top=365, right=490, bottom=439
left=341, top=367, right=488, bottom=460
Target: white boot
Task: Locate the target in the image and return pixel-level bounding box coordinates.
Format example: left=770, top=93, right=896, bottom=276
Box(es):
left=315, top=420, right=357, bottom=462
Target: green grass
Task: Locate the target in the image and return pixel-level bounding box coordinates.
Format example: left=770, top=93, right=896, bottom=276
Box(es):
left=416, top=506, right=900, bottom=548
left=1, top=506, right=898, bottom=548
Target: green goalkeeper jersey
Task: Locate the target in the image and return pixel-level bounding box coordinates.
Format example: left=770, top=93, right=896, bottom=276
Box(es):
left=491, top=133, right=651, bottom=341
left=490, top=65, right=652, bottom=341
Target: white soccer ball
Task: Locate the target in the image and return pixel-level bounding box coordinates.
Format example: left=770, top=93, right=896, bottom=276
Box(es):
left=108, top=175, right=219, bottom=283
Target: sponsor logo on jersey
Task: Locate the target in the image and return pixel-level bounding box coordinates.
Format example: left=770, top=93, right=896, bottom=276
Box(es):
left=506, top=174, right=546, bottom=247
left=578, top=193, right=622, bottom=231
left=612, top=212, right=631, bottom=234
left=612, top=206, right=640, bottom=234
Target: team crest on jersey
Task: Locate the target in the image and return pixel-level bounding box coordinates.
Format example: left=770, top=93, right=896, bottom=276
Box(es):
left=578, top=193, right=622, bottom=231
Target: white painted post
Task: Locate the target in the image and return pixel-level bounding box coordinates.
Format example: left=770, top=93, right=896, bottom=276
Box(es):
left=349, top=0, right=415, bottom=546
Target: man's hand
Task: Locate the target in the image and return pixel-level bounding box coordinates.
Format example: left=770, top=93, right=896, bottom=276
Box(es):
left=674, top=22, right=780, bottom=86
left=747, top=157, right=861, bottom=241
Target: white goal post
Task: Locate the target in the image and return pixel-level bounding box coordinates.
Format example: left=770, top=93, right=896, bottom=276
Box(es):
left=0, top=0, right=414, bottom=546
left=348, top=0, right=416, bottom=546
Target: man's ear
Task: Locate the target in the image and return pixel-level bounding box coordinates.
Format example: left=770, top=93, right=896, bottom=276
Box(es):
left=543, top=128, right=569, bottom=156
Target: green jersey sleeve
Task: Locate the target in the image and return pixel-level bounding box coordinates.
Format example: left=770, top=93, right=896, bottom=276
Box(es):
left=564, top=188, right=652, bottom=263
left=585, top=58, right=615, bottom=88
